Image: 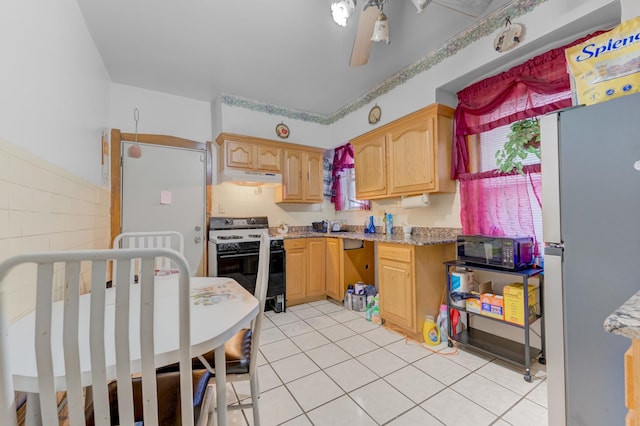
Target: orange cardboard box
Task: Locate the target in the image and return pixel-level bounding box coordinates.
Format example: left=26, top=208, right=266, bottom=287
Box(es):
left=480, top=293, right=504, bottom=320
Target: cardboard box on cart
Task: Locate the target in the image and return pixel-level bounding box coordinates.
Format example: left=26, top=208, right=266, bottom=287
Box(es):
left=503, top=283, right=537, bottom=326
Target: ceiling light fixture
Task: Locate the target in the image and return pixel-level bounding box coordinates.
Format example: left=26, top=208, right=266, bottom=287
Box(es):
left=331, top=0, right=356, bottom=27
left=409, top=0, right=432, bottom=14
left=370, top=10, right=390, bottom=43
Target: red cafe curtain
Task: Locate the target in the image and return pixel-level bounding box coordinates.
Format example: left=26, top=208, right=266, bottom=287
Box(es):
left=459, top=164, right=542, bottom=255
left=451, top=30, right=607, bottom=179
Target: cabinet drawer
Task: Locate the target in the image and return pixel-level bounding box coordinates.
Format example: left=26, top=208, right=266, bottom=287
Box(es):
left=378, top=244, right=412, bottom=262
left=284, top=239, right=306, bottom=250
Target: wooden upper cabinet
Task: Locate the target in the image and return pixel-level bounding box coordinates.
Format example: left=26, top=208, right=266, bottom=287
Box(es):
left=388, top=115, right=436, bottom=194
left=225, top=140, right=254, bottom=169
left=352, top=135, right=387, bottom=199
left=256, top=144, right=281, bottom=172
left=305, top=151, right=324, bottom=202
left=216, top=133, right=324, bottom=204
left=275, top=148, right=325, bottom=204
left=216, top=133, right=282, bottom=173
left=281, top=149, right=304, bottom=201
left=350, top=103, right=456, bottom=200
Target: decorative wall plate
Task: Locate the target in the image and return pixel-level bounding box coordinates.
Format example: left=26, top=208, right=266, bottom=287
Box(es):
left=494, top=22, right=525, bottom=53
left=275, top=122, right=290, bottom=138
left=368, top=104, right=382, bottom=124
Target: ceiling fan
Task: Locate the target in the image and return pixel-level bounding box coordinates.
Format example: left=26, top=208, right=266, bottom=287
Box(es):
left=331, top=0, right=495, bottom=66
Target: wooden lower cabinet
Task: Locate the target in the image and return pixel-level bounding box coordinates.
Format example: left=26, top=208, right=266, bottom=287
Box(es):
left=307, top=238, right=326, bottom=297
left=285, top=238, right=326, bottom=306
left=325, top=238, right=342, bottom=300
left=378, top=256, right=415, bottom=330
left=625, top=339, right=640, bottom=425
left=377, top=242, right=455, bottom=341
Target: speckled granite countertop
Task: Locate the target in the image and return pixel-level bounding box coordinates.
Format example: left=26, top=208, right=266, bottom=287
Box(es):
left=604, top=291, right=640, bottom=339
left=270, top=226, right=460, bottom=247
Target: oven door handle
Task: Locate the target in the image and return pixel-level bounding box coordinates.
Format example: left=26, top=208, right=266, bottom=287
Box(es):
left=218, top=252, right=258, bottom=259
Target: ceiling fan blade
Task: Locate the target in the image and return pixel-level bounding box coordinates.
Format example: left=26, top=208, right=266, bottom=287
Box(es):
left=434, top=0, right=493, bottom=17
left=349, top=6, right=379, bottom=66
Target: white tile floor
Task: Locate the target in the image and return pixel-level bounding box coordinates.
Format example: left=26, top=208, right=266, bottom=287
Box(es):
left=223, top=299, right=547, bottom=426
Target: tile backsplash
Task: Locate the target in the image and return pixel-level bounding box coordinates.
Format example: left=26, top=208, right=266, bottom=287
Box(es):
left=0, top=140, right=110, bottom=321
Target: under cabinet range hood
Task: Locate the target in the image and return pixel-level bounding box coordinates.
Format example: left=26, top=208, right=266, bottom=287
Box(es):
left=218, top=168, right=283, bottom=186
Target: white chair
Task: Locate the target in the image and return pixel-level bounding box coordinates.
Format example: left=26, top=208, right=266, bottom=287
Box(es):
left=113, top=231, right=185, bottom=272
left=0, top=248, right=194, bottom=426
left=196, top=232, right=270, bottom=426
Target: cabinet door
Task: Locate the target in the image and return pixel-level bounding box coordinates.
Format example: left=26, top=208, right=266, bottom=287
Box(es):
left=325, top=238, right=342, bottom=300
left=306, top=238, right=326, bottom=297
left=282, top=149, right=304, bottom=201
left=285, top=245, right=307, bottom=303
left=352, top=135, right=387, bottom=199
left=256, top=144, right=282, bottom=172
left=304, top=152, right=324, bottom=202
left=225, top=140, right=254, bottom=169
left=378, top=257, right=415, bottom=330
left=388, top=115, right=436, bottom=194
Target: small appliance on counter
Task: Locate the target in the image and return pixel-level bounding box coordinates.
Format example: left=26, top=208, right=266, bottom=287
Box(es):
left=312, top=220, right=347, bottom=233
left=456, top=235, right=534, bottom=270
left=312, top=221, right=327, bottom=232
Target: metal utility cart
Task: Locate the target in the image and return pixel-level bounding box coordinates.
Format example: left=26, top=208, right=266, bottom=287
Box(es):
left=444, top=260, right=545, bottom=382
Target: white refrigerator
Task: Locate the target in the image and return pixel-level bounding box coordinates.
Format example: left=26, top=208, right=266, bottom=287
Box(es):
left=540, top=92, right=640, bottom=425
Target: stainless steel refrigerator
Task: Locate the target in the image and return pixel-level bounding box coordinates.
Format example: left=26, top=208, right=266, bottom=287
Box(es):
left=540, top=92, right=640, bottom=426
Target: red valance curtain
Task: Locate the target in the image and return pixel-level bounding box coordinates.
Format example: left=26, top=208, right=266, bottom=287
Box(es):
left=451, top=30, right=607, bottom=179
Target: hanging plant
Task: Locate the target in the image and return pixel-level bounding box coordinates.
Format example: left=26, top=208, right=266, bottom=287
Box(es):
left=495, top=118, right=541, bottom=174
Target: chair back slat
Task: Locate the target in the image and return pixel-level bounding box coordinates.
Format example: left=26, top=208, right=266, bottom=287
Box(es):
left=114, top=257, right=135, bottom=425
left=62, top=261, right=84, bottom=425
left=177, top=259, right=192, bottom=426
left=249, top=232, right=270, bottom=378
left=113, top=231, right=185, bottom=280
left=0, top=248, right=194, bottom=426
left=89, top=261, right=110, bottom=425
left=0, top=283, right=17, bottom=425
left=34, top=263, right=57, bottom=425
left=140, top=257, right=159, bottom=425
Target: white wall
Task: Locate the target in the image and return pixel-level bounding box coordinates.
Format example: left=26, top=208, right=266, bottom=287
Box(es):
left=110, top=83, right=212, bottom=143
left=621, top=0, right=640, bottom=19
left=0, top=0, right=111, bottom=187
left=0, top=0, right=112, bottom=320
left=220, top=104, right=331, bottom=148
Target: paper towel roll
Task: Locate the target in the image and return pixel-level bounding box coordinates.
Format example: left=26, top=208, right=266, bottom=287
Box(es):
left=401, top=194, right=429, bottom=209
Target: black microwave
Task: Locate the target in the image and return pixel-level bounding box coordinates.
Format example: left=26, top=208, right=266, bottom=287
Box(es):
left=456, top=235, right=535, bottom=270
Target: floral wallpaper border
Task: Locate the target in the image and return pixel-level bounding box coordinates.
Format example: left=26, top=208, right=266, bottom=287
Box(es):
left=221, top=0, right=548, bottom=125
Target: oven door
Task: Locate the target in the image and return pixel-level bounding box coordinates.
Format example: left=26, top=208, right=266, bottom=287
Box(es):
left=216, top=250, right=260, bottom=294
left=214, top=245, right=286, bottom=299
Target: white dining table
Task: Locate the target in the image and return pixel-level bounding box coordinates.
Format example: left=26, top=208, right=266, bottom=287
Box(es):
left=8, top=275, right=259, bottom=426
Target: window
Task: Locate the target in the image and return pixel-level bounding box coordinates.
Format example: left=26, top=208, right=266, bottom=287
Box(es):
left=330, top=144, right=370, bottom=212
left=461, top=122, right=542, bottom=255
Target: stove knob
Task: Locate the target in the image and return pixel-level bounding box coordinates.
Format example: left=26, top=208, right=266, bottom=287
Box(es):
left=249, top=218, right=256, bottom=224
left=225, top=219, right=232, bottom=225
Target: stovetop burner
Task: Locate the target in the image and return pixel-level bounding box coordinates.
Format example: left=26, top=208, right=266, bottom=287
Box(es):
left=209, top=216, right=271, bottom=243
